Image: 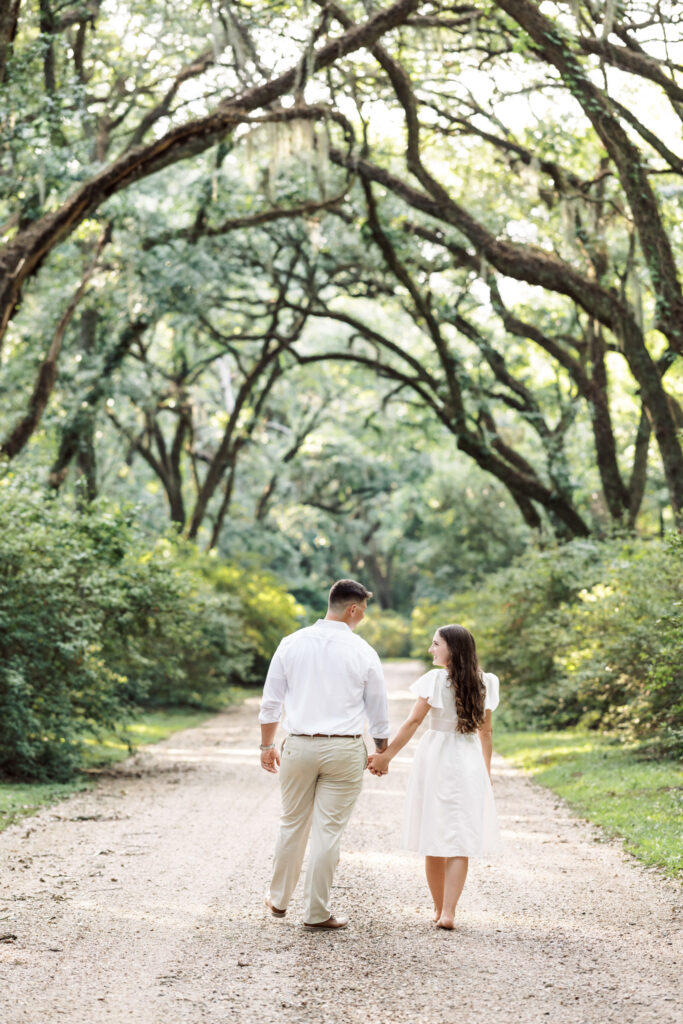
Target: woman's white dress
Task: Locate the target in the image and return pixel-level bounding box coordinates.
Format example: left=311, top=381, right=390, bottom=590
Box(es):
left=401, top=667, right=502, bottom=857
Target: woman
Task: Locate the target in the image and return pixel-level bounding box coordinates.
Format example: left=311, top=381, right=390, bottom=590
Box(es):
left=367, top=624, right=501, bottom=928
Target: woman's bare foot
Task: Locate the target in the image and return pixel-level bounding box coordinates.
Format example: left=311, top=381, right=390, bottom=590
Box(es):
left=432, top=908, right=441, bottom=923
left=436, top=916, right=455, bottom=930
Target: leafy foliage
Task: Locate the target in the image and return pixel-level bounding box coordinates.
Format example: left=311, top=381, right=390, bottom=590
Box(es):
left=412, top=535, right=683, bottom=757
left=357, top=610, right=411, bottom=658
left=0, top=485, right=300, bottom=780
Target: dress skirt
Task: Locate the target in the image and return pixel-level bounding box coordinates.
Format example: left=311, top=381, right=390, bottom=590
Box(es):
left=401, top=725, right=502, bottom=858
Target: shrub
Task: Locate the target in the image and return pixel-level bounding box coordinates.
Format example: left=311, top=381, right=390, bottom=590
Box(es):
left=0, top=486, right=301, bottom=780
left=357, top=610, right=411, bottom=658
left=410, top=536, right=683, bottom=755
left=0, top=492, right=141, bottom=779
left=558, top=534, right=683, bottom=756
left=96, top=556, right=255, bottom=709
left=193, top=558, right=304, bottom=681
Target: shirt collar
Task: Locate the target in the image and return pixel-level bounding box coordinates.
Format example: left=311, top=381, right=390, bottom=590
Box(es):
left=316, top=618, right=352, bottom=632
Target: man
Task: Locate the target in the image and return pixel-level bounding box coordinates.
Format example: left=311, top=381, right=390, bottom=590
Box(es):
left=259, top=578, right=389, bottom=930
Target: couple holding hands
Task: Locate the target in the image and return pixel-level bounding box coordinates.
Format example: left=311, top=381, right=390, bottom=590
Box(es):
left=258, top=579, right=501, bottom=931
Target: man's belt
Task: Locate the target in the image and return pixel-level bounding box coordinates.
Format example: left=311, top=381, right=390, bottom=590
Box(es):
left=294, top=733, right=362, bottom=739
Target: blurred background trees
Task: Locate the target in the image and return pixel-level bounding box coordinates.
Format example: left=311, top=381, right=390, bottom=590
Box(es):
left=0, top=1, right=681, bottom=774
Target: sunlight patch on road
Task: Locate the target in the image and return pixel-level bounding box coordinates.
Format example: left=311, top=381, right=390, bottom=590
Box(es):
left=499, top=829, right=570, bottom=847
left=147, top=746, right=265, bottom=766
left=492, top=760, right=523, bottom=778
left=69, top=898, right=217, bottom=923
left=344, top=849, right=413, bottom=867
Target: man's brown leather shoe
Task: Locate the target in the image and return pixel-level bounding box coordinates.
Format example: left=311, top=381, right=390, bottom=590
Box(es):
left=265, top=896, right=286, bottom=918
left=304, top=915, right=348, bottom=930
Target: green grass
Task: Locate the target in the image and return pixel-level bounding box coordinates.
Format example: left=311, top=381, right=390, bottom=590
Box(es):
left=0, top=779, right=90, bottom=830
left=80, top=708, right=213, bottom=767
left=495, top=729, right=683, bottom=878
left=0, top=707, right=215, bottom=833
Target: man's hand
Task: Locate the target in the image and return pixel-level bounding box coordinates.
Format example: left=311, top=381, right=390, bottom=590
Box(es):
left=260, top=746, right=281, bottom=773
left=367, top=737, right=389, bottom=776
left=260, top=723, right=279, bottom=772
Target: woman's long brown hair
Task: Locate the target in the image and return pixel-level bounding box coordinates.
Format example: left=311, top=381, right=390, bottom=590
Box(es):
left=438, top=624, right=486, bottom=734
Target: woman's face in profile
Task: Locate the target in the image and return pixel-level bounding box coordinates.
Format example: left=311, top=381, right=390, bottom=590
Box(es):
left=428, top=631, right=450, bottom=668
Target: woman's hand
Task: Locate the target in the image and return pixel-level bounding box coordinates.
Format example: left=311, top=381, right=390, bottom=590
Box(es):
left=367, top=751, right=390, bottom=776
left=367, top=698, right=430, bottom=776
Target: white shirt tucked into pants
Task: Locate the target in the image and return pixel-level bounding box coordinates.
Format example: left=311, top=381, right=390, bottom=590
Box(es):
left=259, top=619, right=390, bottom=923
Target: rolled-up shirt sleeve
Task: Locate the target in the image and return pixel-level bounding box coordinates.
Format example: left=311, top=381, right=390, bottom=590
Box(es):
left=259, top=646, right=288, bottom=724
left=363, top=655, right=390, bottom=738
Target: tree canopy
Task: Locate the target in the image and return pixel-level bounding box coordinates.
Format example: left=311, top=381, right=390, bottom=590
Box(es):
left=1, top=0, right=682, bottom=582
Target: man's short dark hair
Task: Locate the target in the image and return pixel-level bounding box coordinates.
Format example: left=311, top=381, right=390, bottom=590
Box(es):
left=328, top=579, right=372, bottom=609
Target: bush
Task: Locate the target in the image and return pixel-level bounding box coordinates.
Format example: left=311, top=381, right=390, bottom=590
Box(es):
left=0, top=493, right=140, bottom=780
left=0, top=486, right=301, bottom=780
left=192, top=557, right=304, bottom=681
left=558, top=534, right=683, bottom=756
left=410, top=535, right=683, bottom=756
left=96, top=556, right=255, bottom=710
left=357, top=610, right=412, bottom=658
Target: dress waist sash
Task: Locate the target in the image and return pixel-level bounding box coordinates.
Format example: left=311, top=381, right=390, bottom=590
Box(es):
left=428, top=718, right=457, bottom=733
left=428, top=720, right=479, bottom=740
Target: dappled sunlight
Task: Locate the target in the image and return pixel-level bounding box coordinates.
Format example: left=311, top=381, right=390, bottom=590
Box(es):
left=498, top=819, right=570, bottom=842
left=65, top=897, right=255, bottom=931
left=499, top=829, right=564, bottom=843
left=148, top=745, right=265, bottom=767
left=490, top=761, right=521, bottom=778
left=498, top=825, right=567, bottom=843
left=509, top=742, right=597, bottom=764
left=1, top=0, right=680, bottom=1016
left=500, top=810, right=566, bottom=824
left=495, top=860, right=568, bottom=885
left=344, top=849, right=413, bottom=868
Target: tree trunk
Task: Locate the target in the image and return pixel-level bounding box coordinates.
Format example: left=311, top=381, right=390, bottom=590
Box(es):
left=627, top=409, right=651, bottom=529
left=457, top=434, right=591, bottom=537
left=157, top=406, right=189, bottom=526
left=164, top=476, right=186, bottom=527
left=38, top=0, right=56, bottom=92
left=73, top=308, right=99, bottom=504
left=49, top=318, right=148, bottom=488
left=587, top=322, right=629, bottom=520
left=0, top=0, right=21, bottom=82
left=208, top=457, right=240, bottom=549
left=0, top=224, right=110, bottom=459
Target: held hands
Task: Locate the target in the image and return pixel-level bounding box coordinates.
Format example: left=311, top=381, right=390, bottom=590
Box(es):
left=367, top=751, right=390, bottom=776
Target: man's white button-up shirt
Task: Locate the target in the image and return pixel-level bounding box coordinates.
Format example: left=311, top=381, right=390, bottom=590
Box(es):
left=258, top=619, right=390, bottom=739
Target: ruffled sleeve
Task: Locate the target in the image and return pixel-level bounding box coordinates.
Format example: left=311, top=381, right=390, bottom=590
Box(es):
left=408, top=668, right=446, bottom=709
left=483, top=672, right=500, bottom=712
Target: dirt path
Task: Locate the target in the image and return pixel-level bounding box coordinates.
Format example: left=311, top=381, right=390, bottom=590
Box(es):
left=0, top=661, right=680, bottom=1024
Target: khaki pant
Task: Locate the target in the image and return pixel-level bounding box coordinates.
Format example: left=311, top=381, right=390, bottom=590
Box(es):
left=269, top=735, right=367, bottom=924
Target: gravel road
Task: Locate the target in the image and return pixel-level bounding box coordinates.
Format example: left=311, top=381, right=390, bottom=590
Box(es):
left=0, top=661, right=680, bottom=1024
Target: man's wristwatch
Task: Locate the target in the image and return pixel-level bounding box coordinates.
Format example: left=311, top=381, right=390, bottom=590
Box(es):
left=260, top=744, right=275, bottom=751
